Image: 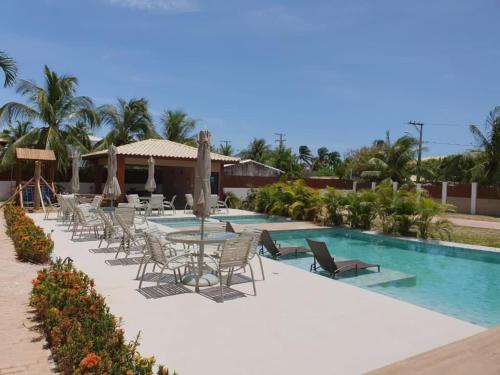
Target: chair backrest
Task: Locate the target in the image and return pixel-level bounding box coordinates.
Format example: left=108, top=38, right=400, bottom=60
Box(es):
left=126, top=194, right=140, bottom=205
left=150, top=194, right=164, bottom=208
left=219, top=234, right=253, bottom=269
left=91, top=195, right=103, bottom=208
left=144, top=231, right=168, bottom=264
left=114, top=207, right=136, bottom=227
left=96, top=208, right=114, bottom=231
left=185, top=194, right=194, bottom=206
left=242, top=228, right=263, bottom=258
left=306, top=239, right=336, bottom=273
left=169, top=195, right=176, bottom=206
left=260, top=230, right=279, bottom=257
left=209, top=195, right=218, bottom=208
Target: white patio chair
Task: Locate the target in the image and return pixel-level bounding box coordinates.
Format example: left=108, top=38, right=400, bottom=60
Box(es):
left=217, top=196, right=230, bottom=214
left=95, top=208, right=123, bottom=248
left=138, top=230, right=191, bottom=289
left=184, top=194, right=194, bottom=213
left=208, top=234, right=256, bottom=302
left=44, top=195, right=61, bottom=220
left=163, top=195, right=176, bottom=215
left=114, top=207, right=146, bottom=258
left=209, top=194, right=219, bottom=213
left=71, top=205, right=102, bottom=240
left=147, top=194, right=164, bottom=215
left=242, top=228, right=265, bottom=280
left=127, top=194, right=147, bottom=215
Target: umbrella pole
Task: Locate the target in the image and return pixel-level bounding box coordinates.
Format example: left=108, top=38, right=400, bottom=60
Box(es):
left=196, top=217, right=205, bottom=292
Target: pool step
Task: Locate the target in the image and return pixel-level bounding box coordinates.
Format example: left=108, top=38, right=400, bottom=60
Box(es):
left=338, top=268, right=416, bottom=288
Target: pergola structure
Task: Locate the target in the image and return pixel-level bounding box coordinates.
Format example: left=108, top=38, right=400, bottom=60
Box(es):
left=82, top=139, right=239, bottom=203
left=1, top=148, right=57, bottom=210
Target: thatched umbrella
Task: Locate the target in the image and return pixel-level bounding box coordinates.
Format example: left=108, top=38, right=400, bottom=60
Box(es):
left=70, top=150, right=81, bottom=194
left=102, top=145, right=121, bottom=204
left=145, top=156, right=156, bottom=193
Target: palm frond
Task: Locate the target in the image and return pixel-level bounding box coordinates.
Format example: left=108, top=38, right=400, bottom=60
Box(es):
left=0, top=51, right=17, bottom=87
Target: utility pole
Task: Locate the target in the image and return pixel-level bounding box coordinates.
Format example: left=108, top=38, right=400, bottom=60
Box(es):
left=408, top=121, right=424, bottom=183
left=274, top=133, right=286, bottom=149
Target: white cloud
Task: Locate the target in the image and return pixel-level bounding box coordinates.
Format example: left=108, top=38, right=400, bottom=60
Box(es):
left=107, top=0, right=199, bottom=12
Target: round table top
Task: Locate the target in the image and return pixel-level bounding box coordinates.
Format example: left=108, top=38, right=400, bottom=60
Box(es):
left=166, top=230, right=238, bottom=245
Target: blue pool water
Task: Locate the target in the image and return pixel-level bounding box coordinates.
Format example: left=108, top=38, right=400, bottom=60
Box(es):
left=151, top=214, right=291, bottom=228
left=272, top=229, right=500, bottom=327
left=214, top=214, right=292, bottom=224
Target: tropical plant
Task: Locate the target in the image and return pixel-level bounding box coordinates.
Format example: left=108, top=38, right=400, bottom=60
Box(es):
left=469, top=106, right=500, bottom=184
left=0, top=50, right=17, bottom=87
left=298, top=145, right=313, bottom=168
left=361, top=132, right=419, bottom=183
left=239, top=138, right=271, bottom=163
left=0, top=65, right=99, bottom=171
left=413, top=192, right=453, bottom=239
left=96, top=98, right=156, bottom=149
left=343, top=190, right=377, bottom=230
left=161, top=110, right=196, bottom=145
left=65, top=122, right=92, bottom=153
left=315, top=187, right=344, bottom=226
left=267, top=147, right=302, bottom=177
left=217, top=142, right=233, bottom=156
left=0, top=120, right=37, bottom=170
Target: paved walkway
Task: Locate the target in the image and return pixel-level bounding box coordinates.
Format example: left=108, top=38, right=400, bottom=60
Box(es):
left=367, top=326, right=500, bottom=374
left=444, top=217, right=500, bottom=230
left=0, top=211, right=55, bottom=374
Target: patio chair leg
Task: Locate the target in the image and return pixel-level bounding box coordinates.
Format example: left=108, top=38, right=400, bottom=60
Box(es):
left=157, top=266, right=166, bottom=286
left=248, top=263, right=257, bottom=296
left=136, top=254, right=149, bottom=279
left=219, top=270, right=224, bottom=303
left=257, top=254, right=265, bottom=280
left=138, top=261, right=149, bottom=289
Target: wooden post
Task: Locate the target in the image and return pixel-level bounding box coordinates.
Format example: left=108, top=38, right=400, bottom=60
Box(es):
left=117, top=155, right=126, bottom=202
left=471, top=182, right=478, bottom=215
left=441, top=181, right=448, bottom=205
left=34, top=160, right=41, bottom=210
left=218, top=163, right=224, bottom=198
left=15, top=160, right=21, bottom=205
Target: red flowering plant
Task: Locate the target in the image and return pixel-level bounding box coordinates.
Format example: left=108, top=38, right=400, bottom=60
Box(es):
left=30, top=259, right=172, bottom=375
left=4, top=205, right=53, bottom=263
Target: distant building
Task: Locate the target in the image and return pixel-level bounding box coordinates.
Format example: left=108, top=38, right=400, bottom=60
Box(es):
left=224, top=159, right=282, bottom=177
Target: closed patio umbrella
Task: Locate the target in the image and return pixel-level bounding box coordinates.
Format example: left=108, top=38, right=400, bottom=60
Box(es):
left=103, top=144, right=121, bottom=204
left=191, top=129, right=214, bottom=290
left=145, top=156, right=156, bottom=193
left=70, top=150, right=81, bottom=193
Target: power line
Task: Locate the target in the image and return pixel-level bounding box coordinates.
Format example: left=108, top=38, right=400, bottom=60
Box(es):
left=274, top=133, right=286, bottom=149
left=424, top=141, right=474, bottom=147
left=408, top=121, right=424, bottom=183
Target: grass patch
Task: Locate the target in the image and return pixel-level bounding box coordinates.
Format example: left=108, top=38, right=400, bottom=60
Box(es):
left=434, top=225, right=500, bottom=248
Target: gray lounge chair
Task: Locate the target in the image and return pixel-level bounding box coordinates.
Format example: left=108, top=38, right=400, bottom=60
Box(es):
left=306, top=238, right=380, bottom=278
left=261, top=230, right=309, bottom=259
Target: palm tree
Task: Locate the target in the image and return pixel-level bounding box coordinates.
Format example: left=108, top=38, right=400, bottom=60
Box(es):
left=0, top=120, right=37, bottom=170
left=96, top=98, right=157, bottom=149
left=239, top=138, right=271, bottom=163
left=66, top=122, right=92, bottom=153
left=361, top=132, right=418, bottom=183
left=161, top=110, right=196, bottom=145
left=0, top=50, right=17, bottom=87
left=469, top=106, right=500, bottom=184
left=0, top=65, right=98, bottom=171
left=298, top=145, right=313, bottom=168
left=217, top=143, right=233, bottom=156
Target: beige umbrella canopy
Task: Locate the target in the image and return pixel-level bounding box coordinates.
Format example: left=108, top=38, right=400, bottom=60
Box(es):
left=102, top=145, right=121, bottom=202
left=145, top=156, right=156, bottom=193
left=193, top=130, right=212, bottom=220
left=70, top=150, right=81, bottom=194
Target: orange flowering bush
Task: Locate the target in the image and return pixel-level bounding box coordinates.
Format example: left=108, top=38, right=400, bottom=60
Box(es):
left=4, top=205, right=53, bottom=263
left=31, top=259, right=175, bottom=375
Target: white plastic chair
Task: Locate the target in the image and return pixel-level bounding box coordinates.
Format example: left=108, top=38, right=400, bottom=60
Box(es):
left=147, top=194, right=164, bottom=215
left=163, top=195, right=176, bottom=215
left=127, top=194, right=147, bottom=214
left=184, top=194, right=194, bottom=213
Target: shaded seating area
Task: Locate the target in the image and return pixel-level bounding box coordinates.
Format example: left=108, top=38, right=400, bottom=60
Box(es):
left=306, top=238, right=380, bottom=278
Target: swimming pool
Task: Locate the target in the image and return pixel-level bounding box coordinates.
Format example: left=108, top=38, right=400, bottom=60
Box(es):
left=214, top=214, right=292, bottom=224
left=272, top=229, right=500, bottom=327
left=151, top=214, right=291, bottom=228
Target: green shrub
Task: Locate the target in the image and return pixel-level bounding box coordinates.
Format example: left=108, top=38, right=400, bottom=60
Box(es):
left=4, top=205, right=53, bottom=263
left=31, top=259, right=175, bottom=375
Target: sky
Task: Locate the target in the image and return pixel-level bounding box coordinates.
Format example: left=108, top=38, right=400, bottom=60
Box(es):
left=1, top=0, right=499, bottom=157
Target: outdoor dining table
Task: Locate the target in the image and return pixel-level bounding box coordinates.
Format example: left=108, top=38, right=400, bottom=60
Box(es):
left=165, top=230, right=239, bottom=292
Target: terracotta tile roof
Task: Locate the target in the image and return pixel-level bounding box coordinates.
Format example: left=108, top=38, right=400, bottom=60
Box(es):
left=15, top=148, right=56, bottom=161
left=82, top=139, right=239, bottom=163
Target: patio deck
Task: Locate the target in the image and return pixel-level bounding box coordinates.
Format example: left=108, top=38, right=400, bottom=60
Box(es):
left=30, top=210, right=484, bottom=375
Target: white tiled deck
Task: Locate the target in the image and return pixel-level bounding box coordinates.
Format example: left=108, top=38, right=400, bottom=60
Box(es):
left=30, top=211, right=484, bottom=375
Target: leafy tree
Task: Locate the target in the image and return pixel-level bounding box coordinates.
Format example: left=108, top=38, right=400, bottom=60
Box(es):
left=0, top=65, right=99, bottom=171
left=0, top=50, right=17, bottom=87
left=0, top=120, right=37, bottom=170
left=361, top=131, right=418, bottom=183
left=469, top=106, right=500, bottom=184
left=96, top=98, right=156, bottom=149
left=298, top=145, right=313, bottom=168
left=217, top=142, right=233, bottom=156
left=267, top=146, right=301, bottom=177
left=239, top=138, right=271, bottom=163
left=161, top=110, right=196, bottom=145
